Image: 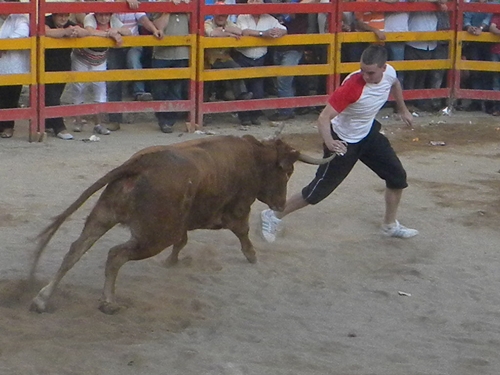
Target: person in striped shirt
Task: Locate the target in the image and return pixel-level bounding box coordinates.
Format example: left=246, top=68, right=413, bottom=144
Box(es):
left=70, top=11, right=131, bottom=135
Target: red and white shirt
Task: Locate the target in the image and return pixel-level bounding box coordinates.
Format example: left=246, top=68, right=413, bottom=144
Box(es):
left=329, top=64, right=397, bottom=143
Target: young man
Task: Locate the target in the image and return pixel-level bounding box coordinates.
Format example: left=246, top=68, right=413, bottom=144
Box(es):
left=260, top=45, right=418, bottom=243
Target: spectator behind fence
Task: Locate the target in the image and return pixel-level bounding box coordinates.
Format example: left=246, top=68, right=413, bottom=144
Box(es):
left=349, top=0, right=386, bottom=63
left=404, top=0, right=446, bottom=112
left=204, top=2, right=253, bottom=102
left=462, top=0, right=492, bottom=112
left=71, top=11, right=131, bottom=135
left=150, top=0, right=190, bottom=134
left=45, top=13, right=90, bottom=140
left=0, top=2, right=29, bottom=139
left=233, top=0, right=287, bottom=126
left=382, top=0, right=408, bottom=86
left=487, top=12, right=500, bottom=115
left=106, top=0, right=163, bottom=132
left=265, top=0, right=320, bottom=123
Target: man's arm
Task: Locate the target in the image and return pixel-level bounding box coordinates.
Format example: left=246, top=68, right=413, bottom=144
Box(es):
left=390, top=79, right=413, bottom=127
left=153, top=13, right=170, bottom=32
left=139, top=14, right=163, bottom=39
left=317, top=104, right=347, bottom=155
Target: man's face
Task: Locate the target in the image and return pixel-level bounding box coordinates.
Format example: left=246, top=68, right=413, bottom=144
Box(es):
left=214, top=14, right=228, bottom=26
left=95, top=13, right=112, bottom=26
left=247, top=0, right=264, bottom=4
left=360, top=62, right=386, bottom=84
left=53, top=13, right=70, bottom=28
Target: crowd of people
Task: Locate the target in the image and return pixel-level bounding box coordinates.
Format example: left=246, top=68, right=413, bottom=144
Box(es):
left=1, top=0, right=500, bottom=139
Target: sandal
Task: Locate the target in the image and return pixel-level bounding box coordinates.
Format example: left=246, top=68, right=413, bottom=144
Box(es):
left=0, top=129, right=14, bottom=138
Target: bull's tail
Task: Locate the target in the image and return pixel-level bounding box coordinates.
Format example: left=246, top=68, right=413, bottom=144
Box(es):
left=29, top=162, right=140, bottom=280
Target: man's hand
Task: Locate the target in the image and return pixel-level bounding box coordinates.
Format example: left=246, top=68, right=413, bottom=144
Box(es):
left=127, top=0, right=140, bottom=10
left=399, top=108, right=414, bottom=128
left=374, top=29, right=386, bottom=41
left=325, top=139, right=348, bottom=156
left=152, top=28, right=163, bottom=39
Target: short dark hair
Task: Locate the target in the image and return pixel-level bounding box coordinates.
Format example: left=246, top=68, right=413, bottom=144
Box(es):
left=361, top=45, right=387, bottom=67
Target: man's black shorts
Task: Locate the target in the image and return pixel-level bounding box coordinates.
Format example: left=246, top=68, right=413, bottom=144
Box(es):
left=302, top=120, right=408, bottom=205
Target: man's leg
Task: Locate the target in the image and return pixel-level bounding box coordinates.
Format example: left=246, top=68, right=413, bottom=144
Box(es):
left=261, top=193, right=309, bottom=243
left=384, top=188, right=402, bottom=225
left=269, top=49, right=303, bottom=121
left=382, top=188, right=417, bottom=238
left=128, top=47, right=151, bottom=100
left=106, top=48, right=127, bottom=127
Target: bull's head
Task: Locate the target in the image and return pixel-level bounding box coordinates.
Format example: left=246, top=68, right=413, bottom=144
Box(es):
left=246, top=136, right=334, bottom=212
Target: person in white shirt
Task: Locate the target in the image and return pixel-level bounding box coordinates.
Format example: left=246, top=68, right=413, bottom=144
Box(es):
left=106, top=0, right=163, bottom=132
left=0, top=8, right=29, bottom=139
left=232, top=0, right=286, bottom=125
left=261, top=45, right=418, bottom=243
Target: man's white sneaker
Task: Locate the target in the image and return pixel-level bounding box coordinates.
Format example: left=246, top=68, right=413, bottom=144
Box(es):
left=382, top=220, right=419, bottom=239
left=260, top=209, right=283, bottom=243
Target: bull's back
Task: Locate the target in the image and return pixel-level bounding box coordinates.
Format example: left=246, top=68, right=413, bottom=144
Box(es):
left=115, top=136, right=260, bottom=232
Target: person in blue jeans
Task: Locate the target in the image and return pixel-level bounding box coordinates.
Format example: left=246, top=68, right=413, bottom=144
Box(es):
left=151, top=10, right=190, bottom=133
left=266, top=0, right=319, bottom=122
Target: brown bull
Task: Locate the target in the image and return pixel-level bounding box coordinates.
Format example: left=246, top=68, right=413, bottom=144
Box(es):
left=29, top=135, right=332, bottom=314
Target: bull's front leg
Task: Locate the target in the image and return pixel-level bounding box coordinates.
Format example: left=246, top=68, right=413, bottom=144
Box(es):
left=163, top=232, right=188, bottom=267
left=229, top=219, right=256, bottom=264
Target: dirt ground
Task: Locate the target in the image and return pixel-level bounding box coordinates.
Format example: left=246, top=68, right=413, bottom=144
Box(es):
left=1, top=108, right=500, bottom=375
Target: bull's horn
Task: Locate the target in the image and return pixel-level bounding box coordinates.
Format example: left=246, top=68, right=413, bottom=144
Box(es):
left=298, top=153, right=335, bottom=165
left=273, top=123, right=285, bottom=139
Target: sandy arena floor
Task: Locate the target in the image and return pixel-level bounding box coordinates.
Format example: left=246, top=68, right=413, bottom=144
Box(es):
left=0, top=108, right=499, bottom=375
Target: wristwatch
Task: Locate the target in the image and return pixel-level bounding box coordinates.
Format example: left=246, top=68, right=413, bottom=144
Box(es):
left=259, top=31, right=263, bottom=37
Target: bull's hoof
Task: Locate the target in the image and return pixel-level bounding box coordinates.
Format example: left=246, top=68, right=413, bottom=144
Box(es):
left=98, top=301, right=121, bottom=315
left=245, top=253, right=257, bottom=264
left=29, top=297, right=47, bottom=313
left=162, top=256, right=178, bottom=268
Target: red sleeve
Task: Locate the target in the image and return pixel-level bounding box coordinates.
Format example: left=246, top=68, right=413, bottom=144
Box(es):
left=328, top=72, right=365, bottom=113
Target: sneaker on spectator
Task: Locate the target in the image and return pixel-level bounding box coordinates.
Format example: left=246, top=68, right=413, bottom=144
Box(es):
left=260, top=209, right=283, bottom=243
left=381, top=220, right=418, bottom=238
left=135, top=92, right=153, bottom=101
left=94, top=124, right=111, bottom=135
left=73, top=123, right=83, bottom=132
left=236, top=92, right=253, bottom=101
left=107, top=122, right=121, bottom=131
left=56, top=131, right=74, bottom=140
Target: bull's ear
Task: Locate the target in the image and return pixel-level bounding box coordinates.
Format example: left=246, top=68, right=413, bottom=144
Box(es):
left=279, top=149, right=300, bottom=169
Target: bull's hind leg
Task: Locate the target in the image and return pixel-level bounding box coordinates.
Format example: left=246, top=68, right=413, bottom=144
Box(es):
left=99, top=239, right=168, bottom=314
left=30, top=213, right=116, bottom=313
left=163, top=232, right=188, bottom=267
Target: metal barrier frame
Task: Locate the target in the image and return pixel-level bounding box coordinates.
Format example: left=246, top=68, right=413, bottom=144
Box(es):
left=196, top=1, right=335, bottom=127
left=454, top=0, right=500, bottom=103
left=37, top=0, right=198, bottom=136
left=3, top=1, right=500, bottom=140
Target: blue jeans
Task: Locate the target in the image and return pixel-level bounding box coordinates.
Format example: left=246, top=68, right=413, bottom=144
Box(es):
left=492, top=53, right=500, bottom=92
left=232, top=51, right=265, bottom=122
left=107, top=47, right=147, bottom=123
left=151, top=58, right=189, bottom=126
left=386, top=42, right=405, bottom=85
left=273, top=49, right=303, bottom=115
